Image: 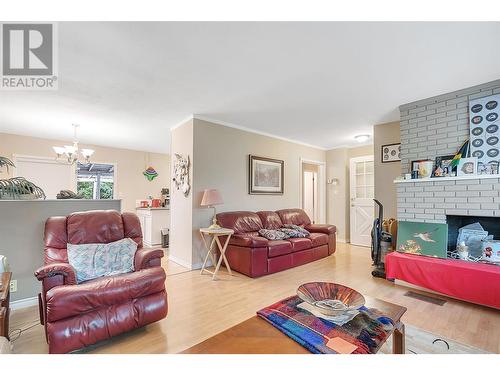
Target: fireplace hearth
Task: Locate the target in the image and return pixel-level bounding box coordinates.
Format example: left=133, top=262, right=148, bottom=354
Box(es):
left=446, top=215, right=500, bottom=253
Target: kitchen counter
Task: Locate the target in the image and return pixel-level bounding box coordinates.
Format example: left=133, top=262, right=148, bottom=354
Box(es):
left=135, top=207, right=170, bottom=247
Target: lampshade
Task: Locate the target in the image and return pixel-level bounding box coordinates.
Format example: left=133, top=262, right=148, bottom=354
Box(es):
left=200, top=189, right=223, bottom=206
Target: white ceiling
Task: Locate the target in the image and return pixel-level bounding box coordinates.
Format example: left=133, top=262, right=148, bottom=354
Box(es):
left=1, top=22, right=499, bottom=153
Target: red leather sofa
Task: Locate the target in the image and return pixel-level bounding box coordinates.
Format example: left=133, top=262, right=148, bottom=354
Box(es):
left=216, top=209, right=336, bottom=278
left=34, top=210, right=168, bottom=354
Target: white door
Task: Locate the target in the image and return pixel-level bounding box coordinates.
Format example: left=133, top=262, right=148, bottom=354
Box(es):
left=303, top=170, right=319, bottom=223
left=349, top=155, right=374, bottom=247
left=14, top=156, right=74, bottom=199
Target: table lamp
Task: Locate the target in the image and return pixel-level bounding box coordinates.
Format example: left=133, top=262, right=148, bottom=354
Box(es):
left=200, top=189, right=223, bottom=229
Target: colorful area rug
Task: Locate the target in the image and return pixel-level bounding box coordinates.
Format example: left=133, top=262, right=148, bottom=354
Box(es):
left=257, top=295, right=395, bottom=354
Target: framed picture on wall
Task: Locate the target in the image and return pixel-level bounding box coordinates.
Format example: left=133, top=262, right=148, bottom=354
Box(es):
left=248, top=155, right=284, bottom=195
left=381, top=143, right=401, bottom=163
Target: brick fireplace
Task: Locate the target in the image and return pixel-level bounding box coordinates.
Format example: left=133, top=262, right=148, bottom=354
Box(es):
left=396, top=80, right=500, bottom=226
left=389, top=80, right=500, bottom=306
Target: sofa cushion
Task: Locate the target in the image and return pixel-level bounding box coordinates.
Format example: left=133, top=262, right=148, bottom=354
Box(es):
left=257, top=211, right=284, bottom=230
left=287, top=237, right=313, bottom=252
left=229, top=234, right=268, bottom=248
left=45, top=267, right=166, bottom=322
left=267, top=240, right=292, bottom=258
left=216, top=211, right=263, bottom=234
left=67, top=238, right=138, bottom=283
left=259, top=228, right=289, bottom=240
left=276, top=209, right=311, bottom=227
left=308, top=232, right=329, bottom=247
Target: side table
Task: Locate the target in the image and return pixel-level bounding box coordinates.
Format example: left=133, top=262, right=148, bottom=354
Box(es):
left=0, top=272, right=12, bottom=340
left=199, top=228, right=234, bottom=280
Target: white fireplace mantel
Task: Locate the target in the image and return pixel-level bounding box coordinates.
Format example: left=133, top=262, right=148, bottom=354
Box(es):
left=394, top=174, right=500, bottom=184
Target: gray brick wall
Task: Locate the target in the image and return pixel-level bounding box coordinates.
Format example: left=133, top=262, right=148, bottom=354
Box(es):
left=399, top=79, right=500, bottom=173
left=396, top=178, right=500, bottom=223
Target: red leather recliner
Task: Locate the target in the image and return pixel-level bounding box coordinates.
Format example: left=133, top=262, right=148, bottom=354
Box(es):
left=216, top=208, right=336, bottom=278
left=34, top=210, right=168, bottom=354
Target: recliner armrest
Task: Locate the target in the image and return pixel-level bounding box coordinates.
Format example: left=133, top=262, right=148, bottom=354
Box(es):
left=134, top=248, right=165, bottom=270
left=34, top=263, right=77, bottom=285
left=305, top=224, right=337, bottom=235
left=229, top=234, right=268, bottom=248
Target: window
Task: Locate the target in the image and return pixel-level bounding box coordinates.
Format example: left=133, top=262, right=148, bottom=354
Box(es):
left=76, top=162, right=115, bottom=199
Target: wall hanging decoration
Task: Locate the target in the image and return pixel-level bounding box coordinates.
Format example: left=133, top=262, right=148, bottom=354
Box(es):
left=469, top=93, right=500, bottom=174
left=0, top=156, right=46, bottom=200
left=396, top=221, right=448, bottom=258
left=143, top=166, right=158, bottom=181
left=172, top=153, right=190, bottom=197
left=381, top=143, right=401, bottom=163
left=249, top=155, right=284, bottom=195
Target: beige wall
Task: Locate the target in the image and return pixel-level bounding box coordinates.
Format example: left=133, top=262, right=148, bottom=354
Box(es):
left=190, top=118, right=326, bottom=267
left=168, top=118, right=376, bottom=267
left=0, top=132, right=170, bottom=212
left=326, top=144, right=373, bottom=242
left=169, top=119, right=194, bottom=268
left=373, top=121, right=400, bottom=219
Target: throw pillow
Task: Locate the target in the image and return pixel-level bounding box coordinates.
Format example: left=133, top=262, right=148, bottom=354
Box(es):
left=259, top=229, right=290, bottom=240
left=67, top=237, right=138, bottom=283
left=283, top=224, right=310, bottom=236
left=279, top=228, right=308, bottom=238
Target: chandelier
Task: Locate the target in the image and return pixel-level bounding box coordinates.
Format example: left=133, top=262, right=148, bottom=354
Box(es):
left=52, top=124, right=95, bottom=165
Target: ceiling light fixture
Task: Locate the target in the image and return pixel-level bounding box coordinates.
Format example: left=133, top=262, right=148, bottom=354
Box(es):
left=52, top=124, right=95, bottom=165
left=354, top=134, right=370, bottom=143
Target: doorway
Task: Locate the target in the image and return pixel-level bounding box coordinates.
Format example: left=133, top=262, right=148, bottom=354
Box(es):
left=303, top=164, right=319, bottom=223
left=300, top=159, right=326, bottom=224
left=349, top=155, right=374, bottom=247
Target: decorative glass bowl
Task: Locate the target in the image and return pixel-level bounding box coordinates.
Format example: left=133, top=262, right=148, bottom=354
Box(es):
left=297, top=282, right=365, bottom=316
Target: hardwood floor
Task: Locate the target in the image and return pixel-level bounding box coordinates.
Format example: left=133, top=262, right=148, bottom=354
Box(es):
left=10, top=243, right=500, bottom=354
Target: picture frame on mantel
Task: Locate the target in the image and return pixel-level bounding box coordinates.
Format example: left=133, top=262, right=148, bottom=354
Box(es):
left=248, top=155, right=284, bottom=195
left=381, top=143, right=401, bottom=163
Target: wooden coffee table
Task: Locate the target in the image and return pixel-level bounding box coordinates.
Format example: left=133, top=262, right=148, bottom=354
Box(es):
left=182, top=296, right=407, bottom=354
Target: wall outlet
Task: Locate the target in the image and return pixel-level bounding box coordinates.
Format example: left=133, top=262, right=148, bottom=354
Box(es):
left=10, top=280, right=17, bottom=293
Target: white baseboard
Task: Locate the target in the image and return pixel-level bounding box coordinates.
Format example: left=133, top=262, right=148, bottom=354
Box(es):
left=167, top=255, right=193, bottom=270
left=11, top=296, right=38, bottom=310
left=168, top=255, right=212, bottom=271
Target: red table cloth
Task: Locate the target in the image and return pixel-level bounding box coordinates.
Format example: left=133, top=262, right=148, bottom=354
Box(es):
left=385, top=252, right=500, bottom=309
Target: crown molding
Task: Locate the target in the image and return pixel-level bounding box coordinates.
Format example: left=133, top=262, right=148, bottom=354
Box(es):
left=192, top=115, right=327, bottom=151
left=169, top=115, right=194, bottom=132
